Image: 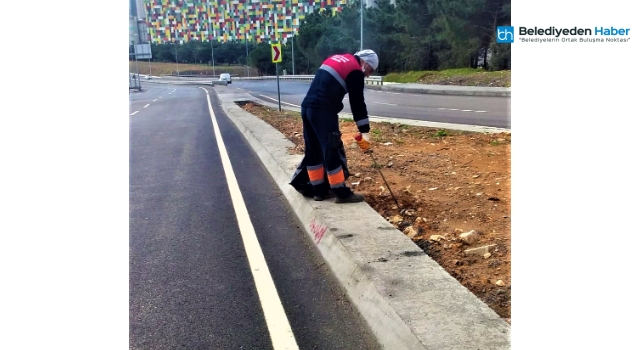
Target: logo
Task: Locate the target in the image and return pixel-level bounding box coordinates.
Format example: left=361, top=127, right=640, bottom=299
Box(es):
left=496, top=26, right=514, bottom=43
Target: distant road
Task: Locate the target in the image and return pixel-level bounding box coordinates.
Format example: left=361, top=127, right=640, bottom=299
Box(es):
left=229, top=80, right=511, bottom=129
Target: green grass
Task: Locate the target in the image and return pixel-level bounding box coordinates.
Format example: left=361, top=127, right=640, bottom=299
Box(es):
left=383, top=71, right=428, bottom=83
left=384, top=68, right=510, bottom=87
left=430, top=68, right=486, bottom=77
left=129, top=61, right=257, bottom=76
left=369, top=129, right=385, bottom=142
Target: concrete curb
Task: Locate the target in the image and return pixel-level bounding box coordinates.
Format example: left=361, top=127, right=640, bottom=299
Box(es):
left=213, top=87, right=511, bottom=349
left=339, top=114, right=511, bottom=134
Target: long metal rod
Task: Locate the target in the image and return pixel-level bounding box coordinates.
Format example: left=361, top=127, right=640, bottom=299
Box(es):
left=368, top=152, right=399, bottom=208
left=291, top=35, right=295, bottom=75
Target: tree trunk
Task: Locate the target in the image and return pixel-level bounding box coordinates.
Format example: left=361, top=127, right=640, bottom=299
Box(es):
left=485, top=6, right=500, bottom=70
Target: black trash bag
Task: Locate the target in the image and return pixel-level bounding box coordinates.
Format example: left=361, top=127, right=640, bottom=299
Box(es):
left=289, top=141, right=350, bottom=197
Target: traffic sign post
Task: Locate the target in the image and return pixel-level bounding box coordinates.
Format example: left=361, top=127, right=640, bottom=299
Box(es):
left=271, top=43, right=282, bottom=63
left=272, top=43, right=282, bottom=111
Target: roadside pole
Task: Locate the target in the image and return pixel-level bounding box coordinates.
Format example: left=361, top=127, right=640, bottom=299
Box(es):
left=271, top=43, right=282, bottom=111
left=272, top=13, right=281, bottom=111
left=245, top=32, right=250, bottom=77
left=174, top=30, right=180, bottom=76
left=276, top=62, right=281, bottom=111
left=211, top=40, right=216, bottom=78
left=134, top=44, right=141, bottom=91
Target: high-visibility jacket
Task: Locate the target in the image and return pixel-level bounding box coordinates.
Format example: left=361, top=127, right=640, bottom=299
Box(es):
left=301, top=54, right=370, bottom=133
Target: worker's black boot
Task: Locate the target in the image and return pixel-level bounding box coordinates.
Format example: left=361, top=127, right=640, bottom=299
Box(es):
left=335, top=193, right=365, bottom=203
left=333, top=187, right=365, bottom=203
left=312, top=184, right=330, bottom=201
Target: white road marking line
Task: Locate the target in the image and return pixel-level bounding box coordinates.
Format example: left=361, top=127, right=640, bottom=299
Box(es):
left=373, top=102, right=397, bottom=106
left=153, top=99, right=158, bottom=102
left=144, top=104, right=150, bottom=108
left=282, top=101, right=300, bottom=107
left=130, top=111, right=139, bottom=116
left=200, top=87, right=299, bottom=350
left=438, top=107, right=486, bottom=113
left=259, top=94, right=300, bottom=108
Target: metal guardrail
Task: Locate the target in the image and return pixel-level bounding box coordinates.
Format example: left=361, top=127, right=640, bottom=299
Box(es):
left=234, top=75, right=384, bottom=86
left=367, top=76, right=383, bottom=86
left=234, top=75, right=314, bottom=82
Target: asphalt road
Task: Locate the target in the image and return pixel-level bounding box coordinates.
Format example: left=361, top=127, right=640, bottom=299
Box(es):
left=227, top=80, right=511, bottom=129
left=129, top=84, right=380, bottom=349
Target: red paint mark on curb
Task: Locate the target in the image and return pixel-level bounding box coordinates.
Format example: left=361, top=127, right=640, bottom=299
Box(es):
left=310, top=218, right=328, bottom=244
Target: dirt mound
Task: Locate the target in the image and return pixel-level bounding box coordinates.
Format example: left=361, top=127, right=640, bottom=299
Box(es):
left=241, top=102, right=511, bottom=320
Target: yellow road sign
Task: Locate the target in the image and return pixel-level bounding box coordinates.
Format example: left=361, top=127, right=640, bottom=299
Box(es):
left=271, top=43, right=282, bottom=63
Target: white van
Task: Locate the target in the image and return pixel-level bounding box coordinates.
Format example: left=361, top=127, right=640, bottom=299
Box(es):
left=219, top=73, right=232, bottom=84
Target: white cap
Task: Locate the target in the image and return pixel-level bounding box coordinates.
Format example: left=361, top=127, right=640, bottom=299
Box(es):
left=354, top=49, right=378, bottom=71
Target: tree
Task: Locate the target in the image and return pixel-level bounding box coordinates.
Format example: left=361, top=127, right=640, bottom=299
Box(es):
left=248, top=42, right=275, bottom=75
left=368, top=0, right=405, bottom=74
left=176, top=44, right=194, bottom=64
left=392, top=0, right=440, bottom=70
left=469, top=0, right=511, bottom=69
left=488, top=41, right=510, bottom=70
left=296, top=9, right=335, bottom=71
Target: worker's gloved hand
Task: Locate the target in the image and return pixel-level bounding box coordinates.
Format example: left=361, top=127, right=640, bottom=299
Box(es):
left=354, top=133, right=371, bottom=152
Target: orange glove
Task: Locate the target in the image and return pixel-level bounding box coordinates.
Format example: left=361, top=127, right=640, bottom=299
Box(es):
left=354, top=133, right=371, bottom=151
